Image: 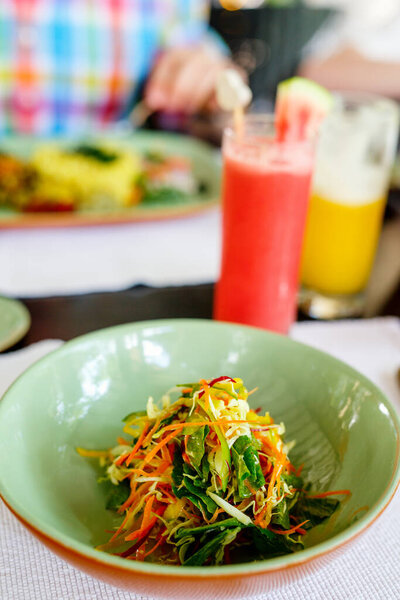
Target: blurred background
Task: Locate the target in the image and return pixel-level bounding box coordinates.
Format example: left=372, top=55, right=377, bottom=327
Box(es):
left=210, top=0, right=400, bottom=102
left=210, top=0, right=331, bottom=111
left=210, top=0, right=400, bottom=221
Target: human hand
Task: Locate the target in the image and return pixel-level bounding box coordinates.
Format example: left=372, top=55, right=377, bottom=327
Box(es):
left=145, top=46, right=243, bottom=115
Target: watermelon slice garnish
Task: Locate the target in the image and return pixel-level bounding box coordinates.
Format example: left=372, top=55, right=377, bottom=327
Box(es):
left=275, top=77, right=333, bottom=142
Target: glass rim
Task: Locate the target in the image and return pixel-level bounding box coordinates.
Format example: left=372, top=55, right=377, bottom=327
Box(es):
left=224, top=113, right=275, bottom=135
left=332, top=89, right=399, bottom=106
left=223, top=113, right=315, bottom=146
left=331, top=90, right=400, bottom=125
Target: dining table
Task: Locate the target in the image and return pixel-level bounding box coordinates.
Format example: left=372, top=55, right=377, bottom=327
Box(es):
left=12, top=211, right=400, bottom=348
left=0, top=169, right=400, bottom=600
left=8, top=276, right=400, bottom=348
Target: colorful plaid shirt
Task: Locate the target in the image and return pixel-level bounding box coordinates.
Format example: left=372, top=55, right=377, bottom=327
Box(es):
left=0, top=0, right=212, bottom=135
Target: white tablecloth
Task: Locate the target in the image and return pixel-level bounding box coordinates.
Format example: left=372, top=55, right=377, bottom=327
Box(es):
left=0, top=209, right=221, bottom=298
left=1, top=318, right=400, bottom=600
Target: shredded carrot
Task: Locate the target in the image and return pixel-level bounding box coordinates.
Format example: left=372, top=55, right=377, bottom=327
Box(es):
left=207, top=507, right=224, bottom=524
left=296, top=463, right=304, bottom=477
left=161, top=443, right=171, bottom=464
left=126, top=422, right=150, bottom=466
left=130, top=468, right=150, bottom=477
left=132, top=453, right=147, bottom=460
left=247, top=387, right=259, bottom=396
left=160, top=418, right=273, bottom=435
left=129, top=458, right=170, bottom=480
left=260, top=438, right=286, bottom=462
left=115, top=452, right=131, bottom=466
left=262, top=464, right=273, bottom=479
left=117, top=437, right=131, bottom=446
left=276, top=473, right=282, bottom=496
left=182, top=451, right=191, bottom=465
left=125, top=507, right=165, bottom=542
left=143, top=427, right=184, bottom=465
left=124, top=484, right=152, bottom=517
left=157, top=496, right=172, bottom=505
left=141, top=495, right=155, bottom=530
left=296, top=527, right=307, bottom=535
left=253, top=433, right=286, bottom=464
left=307, top=490, right=351, bottom=499
left=133, top=539, right=148, bottom=562
left=117, top=481, right=139, bottom=515
left=142, top=418, right=161, bottom=447
left=200, top=379, right=210, bottom=410
left=268, top=458, right=285, bottom=498
left=152, top=460, right=171, bottom=477
left=245, top=481, right=258, bottom=495
left=100, top=497, right=157, bottom=551
left=182, top=506, right=199, bottom=521
left=111, top=498, right=141, bottom=541
left=110, top=513, right=137, bottom=543
left=125, top=518, right=156, bottom=542
left=141, top=534, right=165, bottom=558
left=221, top=394, right=230, bottom=406
left=255, top=455, right=286, bottom=527
left=269, top=519, right=309, bottom=536
left=157, top=487, right=175, bottom=504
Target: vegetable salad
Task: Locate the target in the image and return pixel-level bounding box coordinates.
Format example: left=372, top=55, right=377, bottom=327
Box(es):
left=78, top=376, right=346, bottom=565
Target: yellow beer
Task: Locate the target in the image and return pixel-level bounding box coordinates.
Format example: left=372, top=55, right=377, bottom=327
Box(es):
left=301, top=193, right=386, bottom=295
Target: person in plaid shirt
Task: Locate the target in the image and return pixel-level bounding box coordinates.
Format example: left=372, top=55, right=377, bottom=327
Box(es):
left=0, top=0, right=233, bottom=135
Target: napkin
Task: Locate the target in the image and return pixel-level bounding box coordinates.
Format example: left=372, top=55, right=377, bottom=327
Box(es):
left=1, top=318, right=400, bottom=600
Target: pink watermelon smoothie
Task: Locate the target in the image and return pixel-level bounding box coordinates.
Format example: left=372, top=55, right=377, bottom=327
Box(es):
left=214, top=126, right=314, bottom=333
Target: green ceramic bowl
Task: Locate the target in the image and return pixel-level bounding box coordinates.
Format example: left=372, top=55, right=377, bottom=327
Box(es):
left=0, top=319, right=399, bottom=599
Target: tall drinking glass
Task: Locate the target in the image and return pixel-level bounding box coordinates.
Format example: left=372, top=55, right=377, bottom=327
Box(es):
left=300, top=93, right=400, bottom=319
left=214, top=115, right=315, bottom=334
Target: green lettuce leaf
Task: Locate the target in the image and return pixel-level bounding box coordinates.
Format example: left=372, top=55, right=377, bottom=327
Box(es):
left=171, top=448, right=216, bottom=518
left=186, top=425, right=209, bottom=475
left=271, top=498, right=291, bottom=529
left=159, top=408, right=181, bottom=429
left=249, top=524, right=303, bottom=558
left=104, top=479, right=130, bottom=511
left=175, top=518, right=244, bottom=541
left=294, top=494, right=339, bottom=528
left=281, top=472, right=303, bottom=490
left=232, top=435, right=265, bottom=499
left=183, top=527, right=242, bottom=566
